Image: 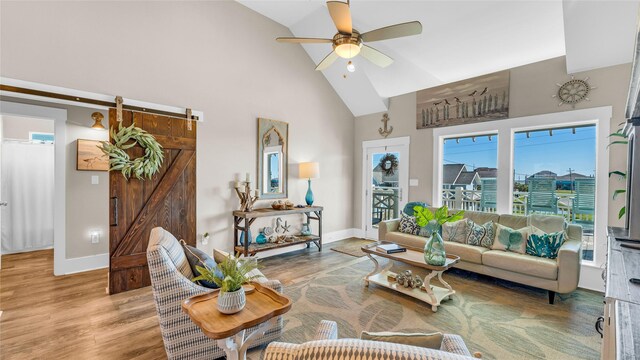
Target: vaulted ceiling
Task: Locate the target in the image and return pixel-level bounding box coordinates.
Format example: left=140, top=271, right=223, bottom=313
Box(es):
left=238, top=1, right=640, bottom=116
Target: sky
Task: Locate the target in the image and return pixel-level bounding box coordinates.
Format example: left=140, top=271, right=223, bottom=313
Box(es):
left=443, top=125, right=596, bottom=181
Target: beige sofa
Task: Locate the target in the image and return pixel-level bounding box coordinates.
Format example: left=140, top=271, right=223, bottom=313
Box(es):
left=379, top=209, right=582, bottom=304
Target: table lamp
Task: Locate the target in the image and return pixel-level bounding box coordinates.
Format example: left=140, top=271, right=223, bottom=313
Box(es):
left=299, top=162, right=319, bottom=206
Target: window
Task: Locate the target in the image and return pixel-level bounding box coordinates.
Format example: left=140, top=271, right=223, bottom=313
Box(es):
left=433, top=107, right=610, bottom=266
left=513, top=125, right=596, bottom=261
left=29, top=132, right=54, bottom=143
left=441, top=134, right=498, bottom=213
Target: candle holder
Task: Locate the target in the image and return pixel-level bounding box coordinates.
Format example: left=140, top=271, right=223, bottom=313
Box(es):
left=235, top=181, right=259, bottom=212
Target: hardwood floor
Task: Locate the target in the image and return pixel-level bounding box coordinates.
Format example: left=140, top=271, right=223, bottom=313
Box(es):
left=0, top=239, right=363, bottom=359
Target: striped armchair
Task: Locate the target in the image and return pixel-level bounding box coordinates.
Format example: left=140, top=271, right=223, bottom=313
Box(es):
left=265, top=320, right=475, bottom=360
left=146, top=227, right=284, bottom=360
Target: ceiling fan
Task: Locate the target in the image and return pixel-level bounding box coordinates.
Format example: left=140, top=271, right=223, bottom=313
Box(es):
left=276, top=0, right=422, bottom=71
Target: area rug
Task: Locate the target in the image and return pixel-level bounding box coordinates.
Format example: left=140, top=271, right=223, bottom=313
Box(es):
left=330, top=239, right=376, bottom=257
left=250, top=256, right=602, bottom=360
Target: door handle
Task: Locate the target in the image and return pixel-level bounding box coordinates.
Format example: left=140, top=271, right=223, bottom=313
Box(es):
left=110, top=196, right=118, bottom=227
left=0, top=201, right=7, bottom=206
left=595, top=316, right=604, bottom=338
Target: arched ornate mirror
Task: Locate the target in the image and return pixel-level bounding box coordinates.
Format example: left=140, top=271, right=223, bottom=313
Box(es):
left=257, top=118, right=288, bottom=199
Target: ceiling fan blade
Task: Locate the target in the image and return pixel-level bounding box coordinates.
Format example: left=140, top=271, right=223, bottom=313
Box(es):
left=360, top=45, right=394, bottom=68
left=315, top=51, right=339, bottom=71
left=361, top=21, right=422, bottom=42
left=327, top=1, right=352, bottom=34
left=276, top=37, right=333, bottom=44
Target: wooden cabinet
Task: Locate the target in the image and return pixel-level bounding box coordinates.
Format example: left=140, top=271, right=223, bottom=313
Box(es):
left=233, top=206, right=323, bottom=257
left=603, top=227, right=640, bottom=359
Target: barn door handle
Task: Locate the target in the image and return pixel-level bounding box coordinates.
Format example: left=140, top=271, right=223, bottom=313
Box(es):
left=110, top=196, right=118, bottom=227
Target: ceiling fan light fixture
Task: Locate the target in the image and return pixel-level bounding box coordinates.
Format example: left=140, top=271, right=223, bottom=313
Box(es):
left=335, top=43, right=361, bottom=59
left=347, top=61, right=355, bottom=72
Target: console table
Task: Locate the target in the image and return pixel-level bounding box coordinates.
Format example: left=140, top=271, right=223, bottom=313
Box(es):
left=233, top=206, right=323, bottom=257
left=601, top=227, right=640, bottom=359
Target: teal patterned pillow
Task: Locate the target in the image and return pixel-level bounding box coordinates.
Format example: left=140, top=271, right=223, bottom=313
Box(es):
left=527, top=231, right=565, bottom=259
left=398, top=212, right=420, bottom=235
left=466, top=220, right=494, bottom=248
left=491, top=223, right=528, bottom=254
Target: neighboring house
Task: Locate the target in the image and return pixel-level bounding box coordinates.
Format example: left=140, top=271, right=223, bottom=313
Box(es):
left=443, top=163, right=484, bottom=190
left=372, top=164, right=399, bottom=187
left=475, top=167, right=498, bottom=180
left=556, top=172, right=593, bottom=190
left=525, top=170, right=558, bottom=184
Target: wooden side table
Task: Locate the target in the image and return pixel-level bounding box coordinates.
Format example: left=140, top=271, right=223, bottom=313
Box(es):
left=182, top=282, right=292, bottom=360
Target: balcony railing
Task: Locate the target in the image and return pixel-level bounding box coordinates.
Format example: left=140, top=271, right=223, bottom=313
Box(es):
left=441, top=188, right=594, bottom=223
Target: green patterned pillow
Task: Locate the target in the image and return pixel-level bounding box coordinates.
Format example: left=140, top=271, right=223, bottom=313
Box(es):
left=491, top=223, right=528, bottom=254
left=442, top=218, right=468, bottom=243
left=466, top=220, right=494, bottom=248
left=527, top=231, right=565, bottom=259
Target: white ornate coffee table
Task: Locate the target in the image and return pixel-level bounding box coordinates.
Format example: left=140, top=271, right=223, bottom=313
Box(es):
left=361, top=242, right=460, bottom=312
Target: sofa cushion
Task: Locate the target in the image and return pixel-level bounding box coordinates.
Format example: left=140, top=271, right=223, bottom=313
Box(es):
left=482, top=250, right=558, bottom=280
left=491, top=223, right=528, bottom=254
left=149, top=227, right=194, bottom=279
left=497, top=214, right=528, bottom=230
left=463, top=210, right=500, bottom=226
left=386, top=232, right=426, bottom=250
left=442, top=218, right=468, bottom=243
left=360, top=331, right=443, bottom=350
left=528, top=214, right=567, bottom=234
left=444, top=242, right=489, bottom=264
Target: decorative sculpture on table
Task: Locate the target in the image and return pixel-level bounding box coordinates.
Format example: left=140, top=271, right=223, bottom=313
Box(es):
left=395, top=270, right=424, bottom=289
left=234, top=173, right=259, bottom=212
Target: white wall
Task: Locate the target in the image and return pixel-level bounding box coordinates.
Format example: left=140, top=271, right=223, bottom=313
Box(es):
left=2, top=115, right=54, bottom=139
left=0, top=1, right=354, bottom=260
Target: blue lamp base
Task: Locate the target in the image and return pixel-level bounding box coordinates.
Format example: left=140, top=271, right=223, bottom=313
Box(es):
left=305, top=179, right=314, bottom=206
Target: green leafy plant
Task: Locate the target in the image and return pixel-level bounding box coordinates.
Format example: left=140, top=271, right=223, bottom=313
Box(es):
left=608, top=124, right=629, bottom=219
left=99, top=123, right=164, bottom=180
left=413, top=205, right=464, bottom=235
left=192, top=255, right=261, bottom=293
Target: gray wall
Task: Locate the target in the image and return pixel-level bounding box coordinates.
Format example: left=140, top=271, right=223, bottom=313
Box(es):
left=65, top=107, right=109, bottom=258
left=2, top=115, right=54, bottom=139
left=0, top=1, right=354, bottom=255
left=354, top=56, right=631, bottom=229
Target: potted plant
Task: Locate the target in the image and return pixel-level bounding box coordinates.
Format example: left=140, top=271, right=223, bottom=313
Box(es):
left=193, top=255, right=261, bottom=314
left=413, top=205, right=464, bottom=266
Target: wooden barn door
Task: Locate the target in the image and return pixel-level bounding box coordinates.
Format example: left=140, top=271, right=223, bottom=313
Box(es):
left=108, top=109, right=196, bottom=294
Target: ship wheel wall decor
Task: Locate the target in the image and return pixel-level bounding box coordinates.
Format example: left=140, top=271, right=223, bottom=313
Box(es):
left=552, top=75, right=596, bottom=108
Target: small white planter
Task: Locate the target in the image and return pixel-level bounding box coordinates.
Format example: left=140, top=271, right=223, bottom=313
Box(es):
left=217, top=287, right=246, bottom=314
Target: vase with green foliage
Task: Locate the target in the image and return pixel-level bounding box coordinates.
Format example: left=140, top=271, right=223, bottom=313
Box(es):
left=192, top=255, right=261, bottom=314
left=413, top=205, right=464, bottom=266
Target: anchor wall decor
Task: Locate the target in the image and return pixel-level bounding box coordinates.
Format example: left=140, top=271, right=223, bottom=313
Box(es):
left=378, top=113, right=393, bottom=138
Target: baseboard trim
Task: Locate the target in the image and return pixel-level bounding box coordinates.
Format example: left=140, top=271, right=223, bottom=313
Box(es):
left=61, top=253, right=109, bottom=275
left=256, top=228, right=361, bottom=259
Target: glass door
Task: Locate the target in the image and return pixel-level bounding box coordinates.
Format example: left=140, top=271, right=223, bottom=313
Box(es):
left=364, top=145, right=408, bottom=239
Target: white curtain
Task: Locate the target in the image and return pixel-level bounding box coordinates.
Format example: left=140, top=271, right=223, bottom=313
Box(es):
left=1, top=141, right=54, bottom=253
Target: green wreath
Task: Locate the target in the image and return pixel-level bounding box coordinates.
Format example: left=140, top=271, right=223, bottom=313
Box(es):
left=99, top=123, right=164, bottom=180
left=379, top=153, right=398, bottom=176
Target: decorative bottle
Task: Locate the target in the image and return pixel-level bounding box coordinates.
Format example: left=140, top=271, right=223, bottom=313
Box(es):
left=240, top=229, right=252, bottom=246
left=424, top=229, right=446, bottom=266
left=256, top=230, right=267, bottom=244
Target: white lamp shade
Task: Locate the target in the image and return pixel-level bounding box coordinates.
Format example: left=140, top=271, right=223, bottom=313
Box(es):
left=299, top=162, right=320, bottom=179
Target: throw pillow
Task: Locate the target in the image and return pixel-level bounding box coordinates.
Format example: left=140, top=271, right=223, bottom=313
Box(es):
left=466, top=220, right=495, bottom=248
left=527, top=231, right=565, bottom=259
left=491, top=224, right=528, bottom=253
left=399, top=212, right=420, bottom=235
left=360, top=331, right=443, bottom=350
left=181, top=241, right=222, bottom=289
left=442, top=218, right=468, bottom=243
left=403, top=202, right=429, bottom=216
